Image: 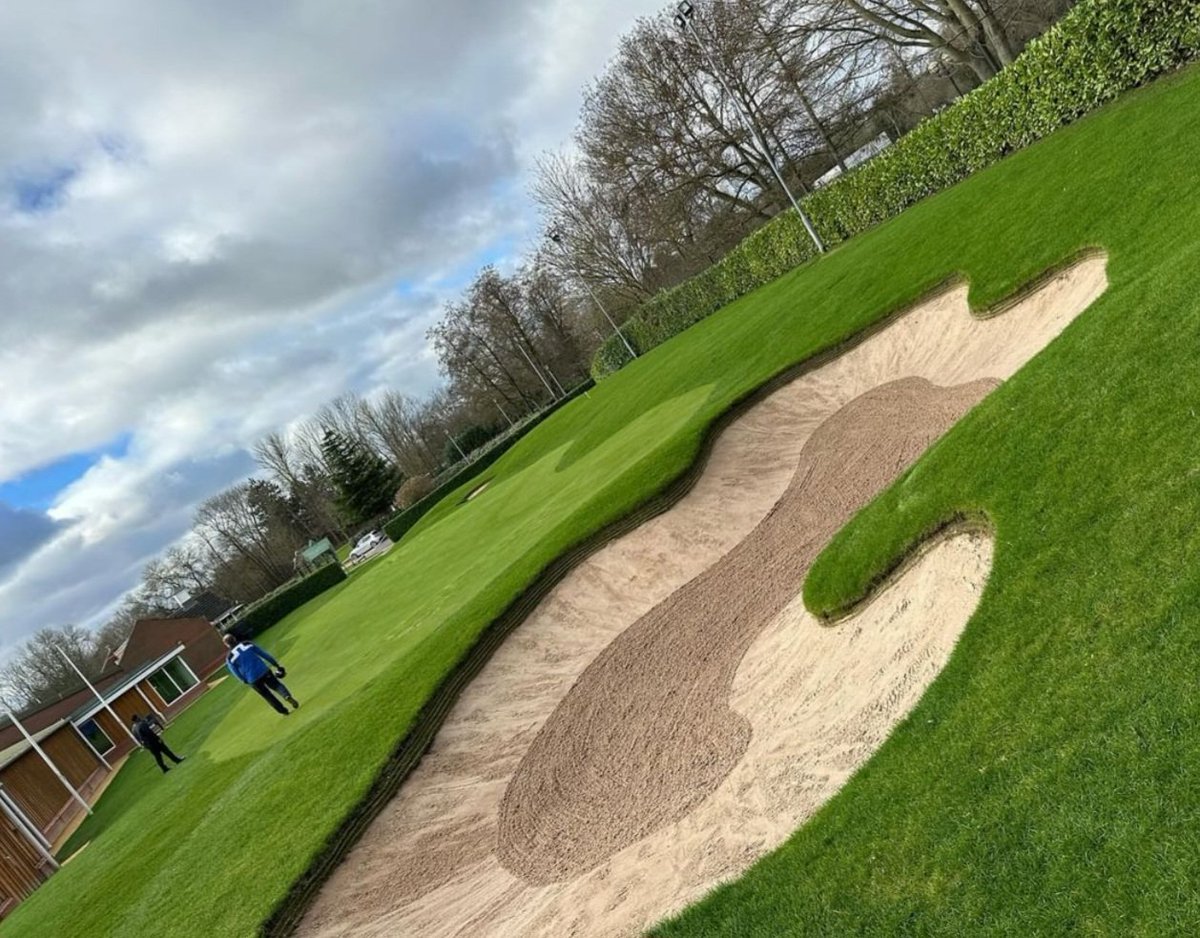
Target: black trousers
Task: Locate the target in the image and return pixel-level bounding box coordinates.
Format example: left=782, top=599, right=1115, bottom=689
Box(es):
left=148, top=741, right=183, bottom=773
left=252, top=673, right=293, bottom=714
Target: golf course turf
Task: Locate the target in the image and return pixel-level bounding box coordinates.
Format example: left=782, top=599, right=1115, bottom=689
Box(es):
left=7, top=59, right=1200, bottom=938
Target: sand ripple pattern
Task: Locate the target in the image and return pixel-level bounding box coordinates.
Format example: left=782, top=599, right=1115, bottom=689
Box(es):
left=296, top=257, right=1106, bottom=938
left=497, top=377, right=996, bottom=882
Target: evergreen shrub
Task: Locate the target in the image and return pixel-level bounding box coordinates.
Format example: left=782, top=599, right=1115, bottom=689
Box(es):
left=591, top=0, right=1200, bottom=379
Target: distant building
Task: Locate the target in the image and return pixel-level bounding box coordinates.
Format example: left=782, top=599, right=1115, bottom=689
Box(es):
left=295, top=538, right=337, bottom=575
left=168, top=590, right=240, bottom=627
left=813, top=133, right=894, bottom=189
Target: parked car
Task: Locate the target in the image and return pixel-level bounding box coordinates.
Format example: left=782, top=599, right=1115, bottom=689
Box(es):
left=348, top=530, right=385, bottom=561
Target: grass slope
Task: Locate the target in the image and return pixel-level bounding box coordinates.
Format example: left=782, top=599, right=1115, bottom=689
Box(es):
left=7, top=62, right=1200, bottom=938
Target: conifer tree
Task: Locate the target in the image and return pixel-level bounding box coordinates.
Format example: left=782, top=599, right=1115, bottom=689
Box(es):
left=320, top=430, right=402, bottom=524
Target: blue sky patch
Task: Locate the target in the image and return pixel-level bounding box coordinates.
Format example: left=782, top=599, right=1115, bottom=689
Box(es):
left=11, top=162, right=80, bottom=214
left=0, top=432, right=133, bottom=510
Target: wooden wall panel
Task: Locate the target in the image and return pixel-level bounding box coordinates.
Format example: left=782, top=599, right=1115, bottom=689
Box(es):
left=2, top=750, right=71, bottom=830
left=39, top=730, right=102, bottom=787
left=0, top=812, right=44, bottom=909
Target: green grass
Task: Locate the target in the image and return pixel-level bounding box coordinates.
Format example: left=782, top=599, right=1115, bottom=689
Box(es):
left=8, top=61, right=1200, bottom=938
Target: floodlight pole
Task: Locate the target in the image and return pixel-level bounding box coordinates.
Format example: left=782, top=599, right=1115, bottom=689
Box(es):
left=491, top=398, right=517, bottom=430
left=445, top=432, right=469, bottom=462
left=547, top=231, right=638, bottom=360
left=513, top=341, right=562, bottom=400
left=3, top=707, right=91, bottom=817
left=54, top=645, right=138, bottom=745
left=674, top=1, right=825, bottom=254
left=540, top=353, right=569, bottom=397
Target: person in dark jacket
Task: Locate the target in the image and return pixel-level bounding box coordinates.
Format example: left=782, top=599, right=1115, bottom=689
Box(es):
left=223, top=634, right=300, bottom=715
left=131, top=713, right=184, bottom=774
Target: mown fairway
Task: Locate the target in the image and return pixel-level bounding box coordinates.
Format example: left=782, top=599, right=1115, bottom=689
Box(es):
left=7, top=61, right=1200, bottom=938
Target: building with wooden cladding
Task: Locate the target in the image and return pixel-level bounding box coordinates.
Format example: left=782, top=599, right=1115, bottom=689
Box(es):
left=0, top=615, right=227, bottom=917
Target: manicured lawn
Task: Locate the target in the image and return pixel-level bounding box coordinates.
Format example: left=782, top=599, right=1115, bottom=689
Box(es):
left=8, top=61, right=1200, bottom=937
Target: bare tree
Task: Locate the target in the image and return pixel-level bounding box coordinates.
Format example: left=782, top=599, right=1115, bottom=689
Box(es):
left=820, top=0, right=1021, bottom=82
left=193, top=482, right=298, bottom=597
left=141, top=542, right=212, bottom=608
left=0, top=625, right=113, bottom=709
left=356, top=391, right=442, bottom=476
left=534, top=152, right=660, bottom=303
left=253, top=430, right=346, bottom=542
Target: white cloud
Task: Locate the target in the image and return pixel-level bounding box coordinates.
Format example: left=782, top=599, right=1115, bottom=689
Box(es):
left=0, top=0, right=666, bottom=644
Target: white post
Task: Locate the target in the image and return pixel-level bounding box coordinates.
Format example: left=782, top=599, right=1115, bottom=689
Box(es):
left=134, top=684, right=164, bottom=723
left=445, top=432, right=469, bottom=462
left=492, top=398, right=517, bottom=430
left=0, top=788, right=58, bottom=873
left=514, top=342, right=560, bottom=400
left=3, top=709, right=91, bottom=817
left=53, top=646, right=138, bottom=745
left=0, top=785, right=52, bottom=852
left=70, top=723, right=112, bottom=771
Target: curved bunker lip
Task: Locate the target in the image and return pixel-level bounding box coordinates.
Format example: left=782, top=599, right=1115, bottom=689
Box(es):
left=463, top=479, right=492, bottom=503
left=295, top=255, right=1107, bottom=938
left=496, top=376, right=996, bottom=885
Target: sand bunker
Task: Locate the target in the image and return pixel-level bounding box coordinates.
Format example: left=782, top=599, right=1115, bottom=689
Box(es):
left=498, top=377, right=995, bottom=883
left=296, top=256, right=1106, bottom=938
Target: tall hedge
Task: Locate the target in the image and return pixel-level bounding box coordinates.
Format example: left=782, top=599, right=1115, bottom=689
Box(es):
left=226, top=561, right=348, bottom=640
left=592, top=0, right=1200, bottom=379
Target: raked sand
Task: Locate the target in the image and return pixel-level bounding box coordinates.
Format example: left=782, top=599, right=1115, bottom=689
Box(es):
left=297, top=256, right=1107, bottom=938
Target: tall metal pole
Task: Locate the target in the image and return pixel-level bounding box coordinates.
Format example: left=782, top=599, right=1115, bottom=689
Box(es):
left=3, top=708, right=91, bottom=817
left=545, top=360, right=568, bottom=397
left=548, top=233, right=638, bottom=360
left=491, top=398, right=517, bottom=430
left=54, top=645, right=138, bottom=745
left=676, top=1, right=826, bottom=254
left=445, top=432, right=469, bottom=462
left=514, top=341, right=560, bottom=400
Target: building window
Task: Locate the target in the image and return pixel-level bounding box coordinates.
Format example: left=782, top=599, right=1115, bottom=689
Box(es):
left=78, top=718, right=115, bottom=756
left=147, top=657, right=199, bottom=705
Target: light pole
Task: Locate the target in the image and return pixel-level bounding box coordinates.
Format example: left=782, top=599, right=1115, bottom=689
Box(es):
left=445, top=431, right=468, bottom=462
left=547, top=229, right=638, bottom=360
left=674, top=0, right=826, bottom=254
left=491, top=397, right=517, bottom=430
left=513, top=338, right=562, bottom=399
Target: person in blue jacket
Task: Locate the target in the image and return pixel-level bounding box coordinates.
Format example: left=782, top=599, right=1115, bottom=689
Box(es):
left=223, top=634, right=300, bottom=715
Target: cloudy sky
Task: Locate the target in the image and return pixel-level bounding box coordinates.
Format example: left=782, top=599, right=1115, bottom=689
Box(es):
left=0, top=0, right=666, bottom=650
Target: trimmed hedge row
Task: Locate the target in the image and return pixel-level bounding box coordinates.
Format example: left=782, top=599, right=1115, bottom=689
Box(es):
left=592, top=0, right=1200, bottom=379
left=383, top=380, right=595, bottom=544
left=227, top=561, right=348, bottom=640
